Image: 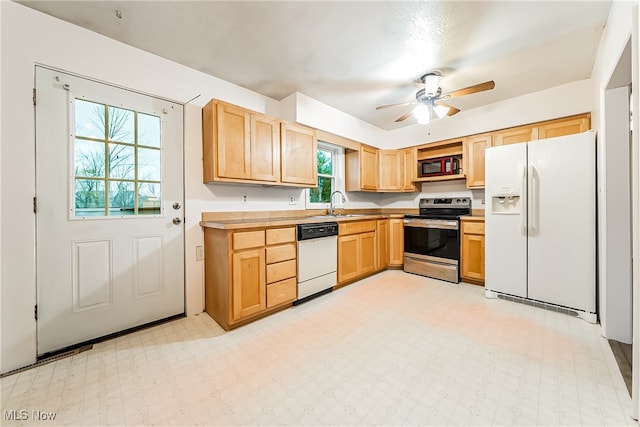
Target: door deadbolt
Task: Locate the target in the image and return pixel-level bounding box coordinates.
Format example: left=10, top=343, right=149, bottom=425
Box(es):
left=172, top=217, right=182, bottom=225
left=172, top=202, right=181, bottom=210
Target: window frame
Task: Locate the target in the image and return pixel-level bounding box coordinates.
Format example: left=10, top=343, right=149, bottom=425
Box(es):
left=70, top=97, right=163, bottom=220
left=306, top=141, right=346, bottom=210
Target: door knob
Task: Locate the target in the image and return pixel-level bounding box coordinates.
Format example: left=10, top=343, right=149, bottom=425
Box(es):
left=172, top=202, right=181, bottom=210
left=172, top=217, right=182, bottom=225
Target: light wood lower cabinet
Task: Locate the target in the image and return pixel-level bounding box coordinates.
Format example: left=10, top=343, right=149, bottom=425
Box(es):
left=376, top=219, right=389, bottom=270
left=204, top=226, right=297, bottom=330
left=232, top=248, right=266, bottom=320
left=337, top=220, right=377, bottom=285
left=460, top=219, right=485, bottom=285
left=388, top=218, right=404, bottom=267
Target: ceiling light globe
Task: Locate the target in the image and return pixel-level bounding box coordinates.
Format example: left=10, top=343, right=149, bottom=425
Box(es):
left=413, top=105, right=431, bottom=124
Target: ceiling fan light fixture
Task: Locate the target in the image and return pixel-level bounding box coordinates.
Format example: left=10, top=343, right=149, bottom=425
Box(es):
left=413, top=104, right=431, bottom=124
left=434, top=104, right=450, bottom=119
left=422, top=73, right=441, bottom=97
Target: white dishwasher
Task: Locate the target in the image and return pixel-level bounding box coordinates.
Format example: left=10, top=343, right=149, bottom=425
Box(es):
left=295, top=222, right=338, bottom=304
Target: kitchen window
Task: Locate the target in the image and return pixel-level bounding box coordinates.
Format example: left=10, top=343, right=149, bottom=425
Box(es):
left=306, top=142, right=345, bottom=208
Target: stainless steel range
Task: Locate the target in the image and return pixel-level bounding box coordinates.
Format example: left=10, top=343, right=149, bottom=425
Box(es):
left=403, top=197, right=471, bottom=283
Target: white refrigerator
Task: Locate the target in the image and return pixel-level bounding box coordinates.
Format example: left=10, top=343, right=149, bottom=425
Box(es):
left=485, top=131, right=596, bottom=322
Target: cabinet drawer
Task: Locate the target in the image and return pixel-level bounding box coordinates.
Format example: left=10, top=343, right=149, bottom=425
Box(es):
left=266, top=244, right=296, bottom=264
left=462, top=221, right=485, bottom=235
left=266, top=277, right=297, bottom=308
left=266, top=259, right=297, bottom=284
left=233, top=230, right=265, bottom=250
left=266, top=227, right=296, bottom=245
left=339, top=220, right=377, bottom=236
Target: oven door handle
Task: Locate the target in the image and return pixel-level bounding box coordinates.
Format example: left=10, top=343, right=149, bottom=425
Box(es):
left=403, top=220, right=458, bottom=230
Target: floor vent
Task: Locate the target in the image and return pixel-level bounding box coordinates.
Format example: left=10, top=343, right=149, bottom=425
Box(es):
left=0, top=344, right=92, bottom=378
left=496, top=294, right=579, bottom=317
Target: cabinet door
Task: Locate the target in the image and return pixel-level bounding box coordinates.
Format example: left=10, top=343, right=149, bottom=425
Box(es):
left=376, top=220, right=389, bottom=270
left=402, top=148, right=418, bottom=192
left=493, top=125, right=538, bottom=146
left=338, top=235, right=359, bottom=283
left=389, top=219, right=404, bottom=266
left=232, top=249, right=266, bottom=321
left=378, top=150, right=403, bottom=191
left=461, top=233, right=485, bottom=282
left=360, top=146, right=378, bottom=190
left=360, top=232, right=377, bottom=275
left=280, top=123, right=317, bottom=185
left=465, top=133, right=492, bottom=188
left=537, top=115, right=590, bottom=139
left=217, top=103, right=251, bottom=179
left=250, top=114, right=280, bottom=182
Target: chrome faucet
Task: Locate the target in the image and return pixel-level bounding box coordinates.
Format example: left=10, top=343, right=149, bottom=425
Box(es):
left=329, top=190, right=346, bottom=216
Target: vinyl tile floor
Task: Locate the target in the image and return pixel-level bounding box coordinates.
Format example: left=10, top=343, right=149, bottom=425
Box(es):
left=1, top=270, right=636, bottom=426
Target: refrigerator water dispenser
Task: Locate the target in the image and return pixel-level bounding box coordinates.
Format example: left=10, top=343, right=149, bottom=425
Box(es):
left=490, top=195, right=520, bottom=214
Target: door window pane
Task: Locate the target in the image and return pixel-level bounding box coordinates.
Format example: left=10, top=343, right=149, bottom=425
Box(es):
left=138, top=183, right=161, bottom=215
left=108, top=143, right=135, bottom=180
left=75, top=179, right=105, bottom=216
left=73, top=98, right=162, bottom=217
left=107, top=106, right=135, bottom=144
left=74, top=139, right=105, bottom=177
left=138, top=148, right=161, bottom=181
left=108, top=181, right=135, bottom=215
left=75, top=100, right=106, bottom=139
left=138, top=113, right=161, bottom=147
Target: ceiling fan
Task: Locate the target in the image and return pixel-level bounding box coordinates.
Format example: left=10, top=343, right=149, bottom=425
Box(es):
left=376, top=72, right=495, bottom=124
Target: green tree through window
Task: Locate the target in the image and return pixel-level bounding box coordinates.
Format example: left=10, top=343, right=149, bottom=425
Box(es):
left=310, top=148, right=334, bottom=203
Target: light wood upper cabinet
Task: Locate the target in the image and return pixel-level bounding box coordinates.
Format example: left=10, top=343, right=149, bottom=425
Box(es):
left=203, top=99, right=315, bottom=187
left=346, top=145, right=378, bottom=191
left=280, top=122, right=318, bottom=186
left=250, top=114, right=280, bottom=182
left=464, top=133, right=492, bottom=189
left=493, top=125, right=538, bottom=146
left=537, top=115, right=590, bottom=139
left=378, top=150, right=403, bottom=191
left=388, top=218, right=404, bottom=267
left=211, top=102, right=251, bottom=180
left=402, top=148, right=419, bottom=192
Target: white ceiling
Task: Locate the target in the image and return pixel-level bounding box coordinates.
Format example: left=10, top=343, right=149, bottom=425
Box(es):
left=18, top=1, right=612, bottom=131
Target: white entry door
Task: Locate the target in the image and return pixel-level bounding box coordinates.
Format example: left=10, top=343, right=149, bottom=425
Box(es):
left=35, top=66, right=185, bottom=355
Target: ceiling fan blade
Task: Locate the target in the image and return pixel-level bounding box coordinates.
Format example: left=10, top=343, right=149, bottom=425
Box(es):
left=441, top=80, right=495, bottom=100
left=376, top=100, right=415, bottom=110
left=435, top=100, right=461, bottom=116
left=395, top=109, right=414, bottom=122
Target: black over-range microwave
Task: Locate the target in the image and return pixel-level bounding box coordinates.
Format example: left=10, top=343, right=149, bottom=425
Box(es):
left=418, top=156, right=460, bottom=178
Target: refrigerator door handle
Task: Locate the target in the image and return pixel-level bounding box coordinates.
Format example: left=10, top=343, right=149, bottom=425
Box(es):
left=521, top=165, right=527, bottom=235
left=528, top=165, right=537, bottom=235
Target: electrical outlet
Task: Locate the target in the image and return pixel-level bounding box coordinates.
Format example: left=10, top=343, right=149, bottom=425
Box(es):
left=289, top=196, right=297, bottom=205
left=242, top=195, right=248, bottom=204
left=196, top=245, right=204, bottom=261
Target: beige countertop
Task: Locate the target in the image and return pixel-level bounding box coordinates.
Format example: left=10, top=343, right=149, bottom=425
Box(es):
left=200, top=212, right=407, bottom=230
